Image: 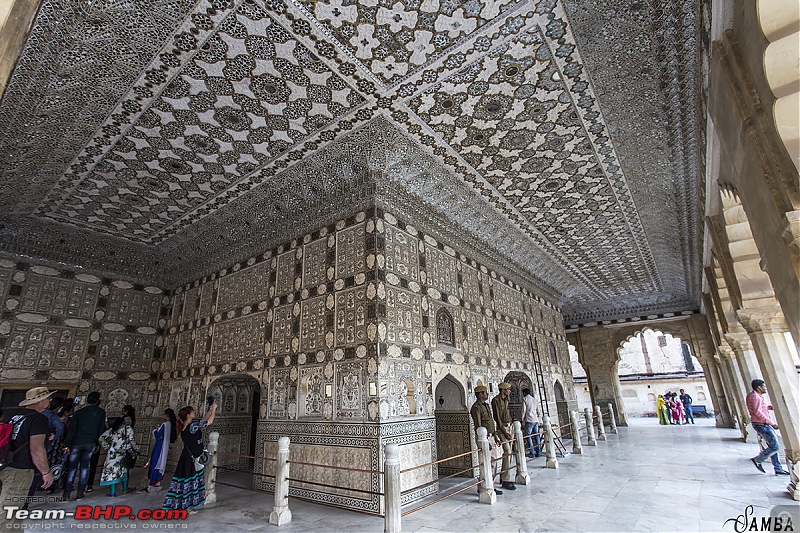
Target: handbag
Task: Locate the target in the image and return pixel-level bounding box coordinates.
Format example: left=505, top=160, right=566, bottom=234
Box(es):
left=122, top=448, right=138, bottom=469
left=193, top=449, right=210, bottom=471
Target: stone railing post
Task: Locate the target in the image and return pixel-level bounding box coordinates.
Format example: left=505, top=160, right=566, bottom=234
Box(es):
left=204, top=431, right=219, bottom=505
left=476, top=427, right=497, bottom=504
left=570, top=410, right=583, bottom=454
left=607, top=403, right=618, bottom=434
left=513, top=421, right=530, bottom=485
left=383, top=443, right=401, bottom=533
left=269, top=437, right=292, bottom=526
left=543, top=415, right=559, bottom=469
left=584, top=407, right=597, bottom=446
left=594, top=405, right=607, bottom=441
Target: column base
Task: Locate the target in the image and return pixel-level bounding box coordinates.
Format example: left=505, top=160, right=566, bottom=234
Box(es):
left=572, top=446, right=583, bottom=454
left=788, top=459, right=800, bottom=501
left=269, top=507, right=293, bottom=526
left=546, top=458, right=559, bottom=469
left=515, top=473, right=530, bottom=485
left=744, top=423, right=757, bottom=444
left=478, top=489, right=497, bottom=504
left=597, top=433, right=607, bottom=441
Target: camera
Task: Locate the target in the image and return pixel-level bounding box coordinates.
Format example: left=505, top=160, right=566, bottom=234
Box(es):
left=206, top=396, right=215, bottom=407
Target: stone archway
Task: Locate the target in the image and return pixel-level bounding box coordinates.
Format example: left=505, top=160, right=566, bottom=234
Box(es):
left=433, top=374, right=473, bottom=477
left=553, top=380, right=571, bottom=439
left=207, top=373, right=262, bottom=469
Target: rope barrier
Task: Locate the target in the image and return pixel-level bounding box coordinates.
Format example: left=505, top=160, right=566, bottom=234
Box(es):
left=287, top=459, right=382, bottom=475
left=400, top=465, right=476, bottom=495
left=218, top=453, right=277, bottom=462
left=401, top=480, right=482, bottom=517
left=216, top=465, right=275, bottom=479
left=400, top=448, right=478, bottom=474
left=287, top=477, right=383, bottom=496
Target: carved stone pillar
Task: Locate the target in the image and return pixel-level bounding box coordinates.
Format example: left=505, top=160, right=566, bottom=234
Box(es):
left=687, top=315, right=734, bottom=428
left=702, top=354, right=736, bottom=428
left=718, top=345, right=751, bottom=440
left=738, top=309, right=800, bottom=500
left=724, top=330, right=763, bottom=387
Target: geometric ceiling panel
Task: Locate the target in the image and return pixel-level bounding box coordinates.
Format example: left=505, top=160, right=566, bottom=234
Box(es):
left=0, top=0, right=706, bottom=325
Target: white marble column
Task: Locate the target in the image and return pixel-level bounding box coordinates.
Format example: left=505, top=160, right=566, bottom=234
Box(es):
left=383, top=443, right=401, bottom=533
left=269, top=436, right=293, bottom=525
left=543, top=415, right=558, bottom=469
left=584, top=408, right=597, bottom=446
left=738, top=309, right=800, bottom=500
left=570, top=410, right=583, bottom=455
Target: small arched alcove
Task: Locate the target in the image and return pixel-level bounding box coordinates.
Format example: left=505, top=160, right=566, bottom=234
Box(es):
left=554, top=380, right=571, bottom=439
left=207, top=373, right=261, bottom=470
left=433, top=374, right=472, bottom=477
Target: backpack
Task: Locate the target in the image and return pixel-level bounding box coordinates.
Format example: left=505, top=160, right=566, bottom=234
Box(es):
left=0, top=421, right=13, bottom=471
left=0, top=415, right=30, bottom=472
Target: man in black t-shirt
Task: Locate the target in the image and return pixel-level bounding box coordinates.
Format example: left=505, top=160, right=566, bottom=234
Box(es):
left=0, top=387, right=55, bottom=530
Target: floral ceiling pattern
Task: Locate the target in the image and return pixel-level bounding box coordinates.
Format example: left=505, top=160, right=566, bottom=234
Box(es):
left=0, top=0, right=704, bottom=325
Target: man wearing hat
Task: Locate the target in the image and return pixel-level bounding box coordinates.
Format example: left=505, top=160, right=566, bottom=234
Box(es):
left=0, top=387, right=55, bottom=529
left=470, top=383, right=503, bottom=495
left=491, top=382, right=516, bottom=491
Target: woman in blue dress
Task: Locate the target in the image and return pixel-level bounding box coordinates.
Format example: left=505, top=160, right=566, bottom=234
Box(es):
left=145, top=408, right=177, bottom=492
left=162, top=400, right=216, bottom=514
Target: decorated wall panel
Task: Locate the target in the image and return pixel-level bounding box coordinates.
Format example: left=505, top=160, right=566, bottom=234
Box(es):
left=0, top=259, right=164, bottom=423
left=217, top=262, right=271, bottom=312
left=93, top=332, right=153, bottom=372
left=210, top=313, right=268, bottom=363
left=336, top=223, right=366, bottom=280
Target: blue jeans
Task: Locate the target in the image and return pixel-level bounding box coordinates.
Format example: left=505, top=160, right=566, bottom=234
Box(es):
left=64, top=443, right=95, bottom=492
left=683, top=404, right=694, bottom=423
left=752, top=423, right=783, bottom=471
left=524, top=422, right=541, bottom=456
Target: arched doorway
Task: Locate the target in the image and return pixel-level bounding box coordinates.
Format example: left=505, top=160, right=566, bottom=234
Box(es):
left=207, top=374, right=262, bottom=470
left=502, top=371, right=533, bottom=422
left=554, top=380, right=571, bottom=439
left=433, top=374, right=472, bottom=477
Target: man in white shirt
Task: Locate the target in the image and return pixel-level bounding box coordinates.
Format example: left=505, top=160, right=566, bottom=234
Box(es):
left=521, top=388, right=541, bottom=458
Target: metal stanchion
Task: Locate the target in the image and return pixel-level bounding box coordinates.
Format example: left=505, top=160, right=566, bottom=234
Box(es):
left=513, top=421, right=530, bottom=485
left=269, top=437, right=292, bottom=526
left=543, top=415, right=559, bottom=469
left=607, top=403, right=618, bottom=434
left=570, top=411, right=583, bottom=455
left=384, top=444, right=401, bottom=533
left=594, top=405, right=607, bottom=441
left=476, top=427, right=497, bottom=504
left=584, top=407, right=597, bottom=446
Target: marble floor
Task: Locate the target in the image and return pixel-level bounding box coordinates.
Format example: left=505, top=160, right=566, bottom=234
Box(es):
left=26, top=417, right=799, bottom=532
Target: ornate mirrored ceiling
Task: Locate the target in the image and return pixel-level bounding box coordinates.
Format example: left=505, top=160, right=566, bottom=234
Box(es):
left=0, top=0, right=705, bottom=325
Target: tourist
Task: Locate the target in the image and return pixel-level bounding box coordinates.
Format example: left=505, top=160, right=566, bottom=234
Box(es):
left=491, top=382, right=516, bottom=491
left=679, top=389, right=694, bottom=424
left=747, top=379, right=790, bottom=475
left=0, top=387, right=55, bottom=530
left=656, top=395, right=669, bottom=425
left=24, top=396, right=65, bottom=507
left=143, top=408, right=177, bottom=492
left=470, top=383, right=502, bottom=495
left=98, top=416, right=139, bottom=497
left=520, top=388, right=541, bottom=457
left=163, top=399, right=217, bottom=514
left=62, top=392, right=106, bottom=501
left=669, top=393, right=685, bottom=425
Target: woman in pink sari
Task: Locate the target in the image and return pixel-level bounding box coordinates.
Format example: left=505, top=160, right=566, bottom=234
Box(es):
left=669, top=394, right=685, bottom=425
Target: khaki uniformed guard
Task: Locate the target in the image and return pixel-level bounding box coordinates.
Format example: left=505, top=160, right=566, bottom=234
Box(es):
left=470, top=383, right=503, bottom=495
left=491, top=382, right=516, bottom=490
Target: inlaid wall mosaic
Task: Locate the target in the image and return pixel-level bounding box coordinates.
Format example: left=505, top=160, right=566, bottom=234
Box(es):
left=0, top=257, right=167, bottom=456
left=0, top=0, right=704, bottom=326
